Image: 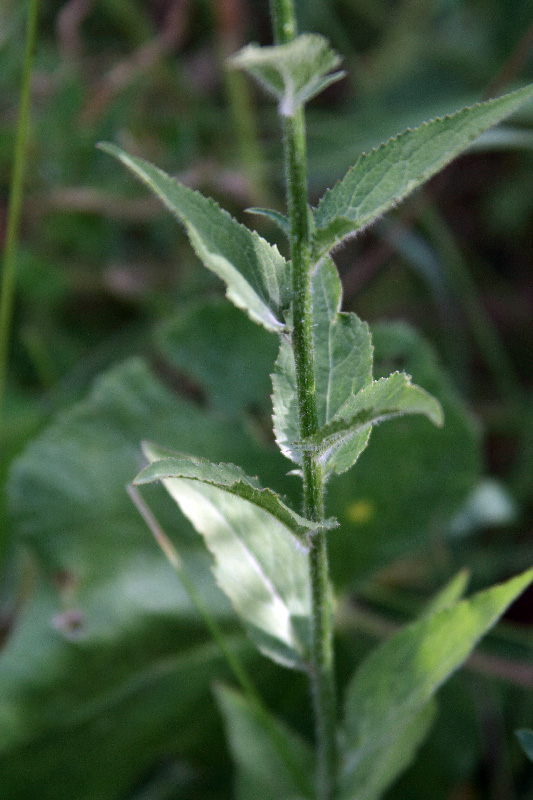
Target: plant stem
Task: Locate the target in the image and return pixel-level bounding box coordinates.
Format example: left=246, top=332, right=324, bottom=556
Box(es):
left=270, top=2, right=337, bottom=797
left=0, top=0, right=40, bottom=423
left=270, top=0, right=297, bottom=44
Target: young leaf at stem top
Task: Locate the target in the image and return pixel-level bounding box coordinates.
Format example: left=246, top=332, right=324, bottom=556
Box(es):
left=230, top=34, right=344, bottom=117
left=98, top=143, right=291, bottom=333
left=313, top=83, right=533, bottom=260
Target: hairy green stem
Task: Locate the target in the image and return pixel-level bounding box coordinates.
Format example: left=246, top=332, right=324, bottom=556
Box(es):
left=270, top=0, right=297, bottom=44
left=270, top=2, right=338, bottom=797
left=0, top=0, right=40, bottom=422
left=128, top=485, right=313, bottom=797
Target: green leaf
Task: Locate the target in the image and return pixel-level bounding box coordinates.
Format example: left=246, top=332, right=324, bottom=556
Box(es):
left=273, top=262, right=441, bottom=476
left=155, top=299, right=279, bottom=416
left=339, top=569, right=533, bottom=800
left=313, top=83, right=533, bottom=259
left=99, top=142, right=291, bottom=332
left=272, top=257, right=372, bottom=471
left=247, top=207, right=291, bottom=236
left=4, top=358, right=282, bottom=798
left=516, top=729, right=533, bottom=762
left=215, top=684, right=314, bottom=800
left=230, top=34, right=344, bottom=117
left=301, top=372, right=443, bottom=474
left=326, top=322, right=481, bottom=585
left=422, top=570, right=470, bottom=618
left=0, top=619, right=248, bottom=800
left=135, top=448, right=335, bottom=543
left=140, top=447, right=313, bottom=670
left=339, top=701, right=437, bottom=800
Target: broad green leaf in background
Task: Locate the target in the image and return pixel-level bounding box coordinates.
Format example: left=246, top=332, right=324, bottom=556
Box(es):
left=155, top=299, right=279, bottom=416
left=273, top=257, right=372, bottom=470
left=301, top=371, right=443, bottom=474
left=215, top=684, right=314, bottom=800
left=135, top=448, right=335, bottom=544
left=99, top=143, right=291, bottom=333
left=2, top=358, right=292, bottom=799
left=313, top=83, right=533, bottom=259
left=339, top=569, right=533, bottom=800
left=516, top=729, right=533, bottom=762
left=140, top=446, right=313, bottom=670
left=1, top=613, right=246, bottom=800
left=231, top=34, right=344, bottom=117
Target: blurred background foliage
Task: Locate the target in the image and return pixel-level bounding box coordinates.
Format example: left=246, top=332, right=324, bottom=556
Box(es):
left=0, top=0, right=532, bottom=797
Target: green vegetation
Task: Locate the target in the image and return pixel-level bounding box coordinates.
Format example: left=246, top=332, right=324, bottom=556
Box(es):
left=1, top=1, right=533, bottom=798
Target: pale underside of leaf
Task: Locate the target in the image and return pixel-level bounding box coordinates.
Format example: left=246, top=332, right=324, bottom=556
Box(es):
left=135, top=448, right=337, bottom=542
left=300, top=372, right=444, bottom=473
left=272, top=257, right=372, bottom=472
left=230, top=33, right=344, bottom=116
left=99, top=143, right=290, bottom=332
left=313, top=83, right=533, bottom=259
left=140, top=445, right=312, bottom=670
left=340, top=569, right=533, bottom=797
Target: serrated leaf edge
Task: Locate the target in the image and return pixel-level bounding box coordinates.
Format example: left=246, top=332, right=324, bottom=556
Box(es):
left=313, top=83, right=533, bottom=258
left=98, top=142, right=290, bottom=332
left=134, top=451, right=338, bottom=543
left=297, top=372, right=443, bottom=460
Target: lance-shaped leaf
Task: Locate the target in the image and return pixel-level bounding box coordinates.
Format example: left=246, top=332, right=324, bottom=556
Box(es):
left=135, top=449, right=336, bottom=543
left=231, top=34, right=344, bottom=117
left=300, top=372, right=443, bottom=474
left=215, top=684, right=314, bottom=800
left=99, top=143, right=290, bottom=332
left=422, top=569, right=470, bottom=618
left=137, top=444, right=313, bottom=670
left=272, top=257, right=372, bottom=469
left=313, top=83, right=533, bottom=259
left=340, top=702, right=437, bottom=800
left=339, top=568, right=533, bottom=800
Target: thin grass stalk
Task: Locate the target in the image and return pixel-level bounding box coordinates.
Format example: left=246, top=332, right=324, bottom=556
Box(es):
left=0, top=0, right=41, bottom=423
left=128, top=484, right=313, bottom=797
